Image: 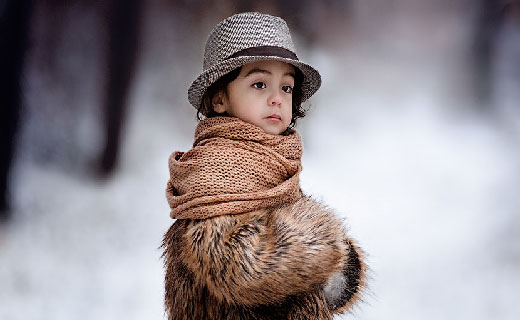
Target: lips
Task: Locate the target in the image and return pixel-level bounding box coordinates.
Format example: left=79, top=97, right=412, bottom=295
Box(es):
left=266, top=114, right=281, bottom=121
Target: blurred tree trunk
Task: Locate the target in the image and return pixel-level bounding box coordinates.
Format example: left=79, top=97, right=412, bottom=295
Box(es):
left=474, top=0, right=520, bottom=108
left=473, top=0, right=500, bottom=107
left=100, top=0, right=142, bottom=176
left=0, top=0, right=33, bottom=220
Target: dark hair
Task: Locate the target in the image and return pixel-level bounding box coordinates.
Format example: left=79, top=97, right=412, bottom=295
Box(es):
left=197, top=66, right=306, bottom=129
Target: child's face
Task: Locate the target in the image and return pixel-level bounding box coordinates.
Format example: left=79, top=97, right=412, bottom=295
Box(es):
left=213, top=60, right=295, bottom=135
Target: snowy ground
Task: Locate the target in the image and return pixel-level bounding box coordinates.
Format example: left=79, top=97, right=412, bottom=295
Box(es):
left=1, top=2, right=520, bottom=320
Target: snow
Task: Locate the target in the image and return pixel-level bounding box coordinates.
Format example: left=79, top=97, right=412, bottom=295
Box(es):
left=1, top=2, right=519, bottom=319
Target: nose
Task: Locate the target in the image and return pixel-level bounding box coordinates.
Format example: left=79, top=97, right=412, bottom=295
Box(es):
left=268, top=90, right=282, bottom=107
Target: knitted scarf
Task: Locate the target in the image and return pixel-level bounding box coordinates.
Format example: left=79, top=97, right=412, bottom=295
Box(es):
left=166, top=117, right=302, bottom=220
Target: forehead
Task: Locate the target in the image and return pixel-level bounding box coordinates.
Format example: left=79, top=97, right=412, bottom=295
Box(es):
left=240, top=60, right=295, bottom=76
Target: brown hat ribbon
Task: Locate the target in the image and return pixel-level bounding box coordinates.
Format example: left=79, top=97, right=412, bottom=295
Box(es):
left=228, top=45, right=299, bottom=60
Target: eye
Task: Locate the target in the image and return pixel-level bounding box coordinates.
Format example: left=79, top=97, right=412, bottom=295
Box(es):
left=252, top=82, right=266, bottom=89
left=282, top=85, right=293, bottom=94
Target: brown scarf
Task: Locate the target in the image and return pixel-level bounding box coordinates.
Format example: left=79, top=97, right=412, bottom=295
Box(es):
left=166, top=117, right=302, bottom=219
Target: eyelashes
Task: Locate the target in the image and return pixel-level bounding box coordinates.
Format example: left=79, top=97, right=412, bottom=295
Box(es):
left=251, top=82, right=293, bottom=94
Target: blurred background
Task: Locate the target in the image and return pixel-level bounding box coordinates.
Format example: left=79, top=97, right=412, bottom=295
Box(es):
left=1, top=0, right=519, bottom=319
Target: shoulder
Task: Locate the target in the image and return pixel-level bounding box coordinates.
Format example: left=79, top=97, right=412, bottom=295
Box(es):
left=273, top=195, right=341, bottom=223
left=267, top=195, right=346, bottom=243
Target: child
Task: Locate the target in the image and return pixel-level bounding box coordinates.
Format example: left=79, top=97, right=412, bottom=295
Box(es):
left=163, top=12, right=366, bottom=319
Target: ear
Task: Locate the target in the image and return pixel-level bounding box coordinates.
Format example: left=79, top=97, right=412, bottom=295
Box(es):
left=211, top=90, right=227, bottom=114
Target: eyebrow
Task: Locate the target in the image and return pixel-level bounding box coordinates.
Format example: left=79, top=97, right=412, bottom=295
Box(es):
left=243, top=68, right=295, bottom=78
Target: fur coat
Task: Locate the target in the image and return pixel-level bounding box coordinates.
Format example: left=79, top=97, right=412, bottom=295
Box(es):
left=162, top=195, right=366, bottom=319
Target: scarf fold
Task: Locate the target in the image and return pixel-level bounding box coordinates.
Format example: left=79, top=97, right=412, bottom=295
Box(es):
left=166, top=117, right=303, bottom=219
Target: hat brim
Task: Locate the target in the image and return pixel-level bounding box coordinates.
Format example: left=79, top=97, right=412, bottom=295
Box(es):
left=188, top=55, right=321, bottom=109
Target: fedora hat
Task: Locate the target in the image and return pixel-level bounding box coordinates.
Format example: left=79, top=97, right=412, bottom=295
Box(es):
left=188, top=12, right=322, bottom=109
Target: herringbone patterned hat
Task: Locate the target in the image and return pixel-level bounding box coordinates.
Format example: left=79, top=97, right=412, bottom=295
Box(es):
left=188, top=12, right=322, bottom=108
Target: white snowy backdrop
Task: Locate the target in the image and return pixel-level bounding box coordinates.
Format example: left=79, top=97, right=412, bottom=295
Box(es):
left=1, top=1, right=519, bottom=319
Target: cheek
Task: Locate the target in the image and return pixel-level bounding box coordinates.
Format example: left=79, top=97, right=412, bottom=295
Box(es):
left=231, top=101, right=258, bottom=122
left=283, top=105, right=292, bottom=126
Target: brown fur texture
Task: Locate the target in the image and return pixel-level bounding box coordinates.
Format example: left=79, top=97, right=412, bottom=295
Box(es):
left=162, top=196, right=366, bottom=319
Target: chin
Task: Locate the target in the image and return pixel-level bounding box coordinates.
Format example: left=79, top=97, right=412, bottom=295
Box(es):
left=262, top=127, right=284, bottom=135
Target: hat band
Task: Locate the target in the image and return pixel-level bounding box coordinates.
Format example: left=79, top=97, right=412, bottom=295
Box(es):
left=227, top=46, right=298, bottom=60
